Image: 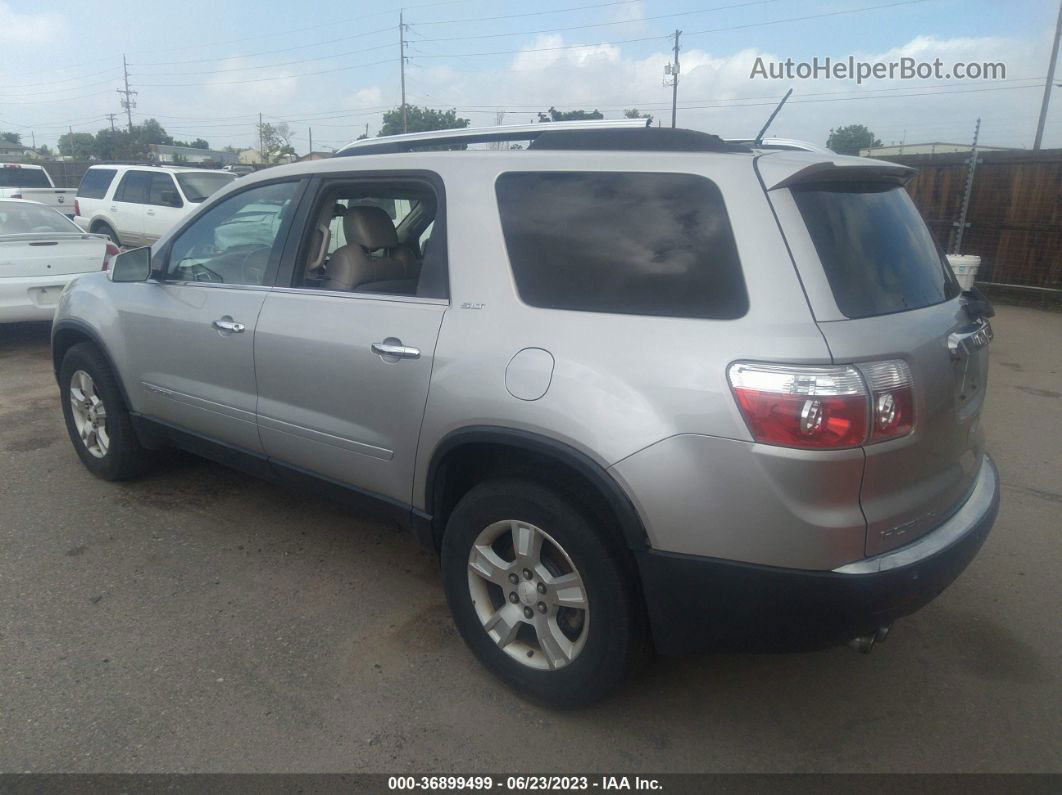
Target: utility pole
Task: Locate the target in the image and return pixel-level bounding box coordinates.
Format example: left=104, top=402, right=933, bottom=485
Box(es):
left=1034, top=0, right=1062, bottom=149
left=309, top=127, right=313, bottom=154
left=400, top=11, right=408, bottom=133
left=953, top=117, right=981, bottom=256
left=663, top=30, right=681, bottom=128
left=106, top=113, right=117, bottom=132
left=117, top=55, right=137, bottom=133
left=259, top=113, right=264, bottom=161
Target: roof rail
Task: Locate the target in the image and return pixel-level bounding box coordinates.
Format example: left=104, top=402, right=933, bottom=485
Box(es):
left=335, top=118, right=650, bottom=156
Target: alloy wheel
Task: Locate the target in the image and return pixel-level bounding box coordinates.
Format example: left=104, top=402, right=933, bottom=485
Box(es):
left=69, top=370, right=109, bottom=459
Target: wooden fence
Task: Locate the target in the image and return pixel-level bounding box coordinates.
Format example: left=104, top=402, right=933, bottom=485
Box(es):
left=878, top=149, right=1062, bottom=290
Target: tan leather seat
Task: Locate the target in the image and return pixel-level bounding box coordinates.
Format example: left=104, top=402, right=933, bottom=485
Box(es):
left=323, top=206, right=420, bottom=292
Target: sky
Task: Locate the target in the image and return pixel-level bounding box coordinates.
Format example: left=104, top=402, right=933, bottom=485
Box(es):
left=1, top=0, right=1060, bottom=153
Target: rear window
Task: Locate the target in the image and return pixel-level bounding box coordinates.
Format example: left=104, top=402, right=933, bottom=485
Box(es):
left=0, top=167, right=51, bottom=189
left=115, top=170, right=152, bottom=204
left=78, top=168, right=117, bottom=199
left=793, top=182, right=959, bottom=318
left=176, top=172, right=235, bottom=203
left=495, top=171, right=748, bottom=319
left=0, top=201, right=78, bottom=234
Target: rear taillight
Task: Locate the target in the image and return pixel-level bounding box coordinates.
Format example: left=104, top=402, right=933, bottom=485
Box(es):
left=860, top=360, right=914, bottom=441
left=728, top=360, right=914, bottom=450
left=102, top=242, right=120, bottom=271
left=74, top=199, right=81, bottom=217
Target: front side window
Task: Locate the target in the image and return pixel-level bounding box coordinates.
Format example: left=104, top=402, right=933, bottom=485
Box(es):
left=176, top=171, right=236, bottom=203
left=495, top=171, right=748, bottom=319
left=166, top=181, right=298, bottom=286
left=77, top=168, right=116, bottom=199
left=792, top=182, right=959, bottom=318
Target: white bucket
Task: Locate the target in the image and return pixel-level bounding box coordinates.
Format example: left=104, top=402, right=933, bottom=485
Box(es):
left=946, top=254, right=981, bottom=291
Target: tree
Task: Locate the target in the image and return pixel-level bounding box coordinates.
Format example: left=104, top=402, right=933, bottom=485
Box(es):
left=1, top=131, right=21, bottom=145
left=827, top=124, right=882, bottom=155
left=256, top=121, right=295, bottom=163
left=537, top=106, right=603, bottom=122
left=624, top=108, right=653, bottom=125
left=37, top=144, right=53, bottom=158
left=172, top=138, right=210, bottom=150
left=378, top=106, right=469, bottom=137
left=58, top=132, right=95, bottom=159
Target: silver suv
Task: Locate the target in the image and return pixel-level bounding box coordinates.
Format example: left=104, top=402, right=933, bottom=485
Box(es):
left=52, top=120, right=999, bottom=707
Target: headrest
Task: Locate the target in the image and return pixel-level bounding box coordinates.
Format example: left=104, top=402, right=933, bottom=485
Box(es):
left=343, top=205, right=398, bottom=250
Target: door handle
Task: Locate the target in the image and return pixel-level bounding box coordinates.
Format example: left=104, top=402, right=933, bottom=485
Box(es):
left=213, top=319, right=246, bottom=333
left=146, top=209, right=156, bottom=216
left=371, top=339, right=420, bottom=360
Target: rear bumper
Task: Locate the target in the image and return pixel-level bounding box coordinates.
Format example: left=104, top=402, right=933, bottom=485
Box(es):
left=0, top=274, right=81, bottom=322
left=635, top=454, right=999, bottom=654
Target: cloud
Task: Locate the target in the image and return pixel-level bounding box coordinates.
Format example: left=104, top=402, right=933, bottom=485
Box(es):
left=203, top=57, right=298, bottom=104
left=0, top=1, right=66, bottom=45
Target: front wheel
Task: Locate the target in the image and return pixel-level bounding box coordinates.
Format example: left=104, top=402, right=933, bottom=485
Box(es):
left=441, top=479, right=648, bottom=708
left=92, top=222, right=120, bottom=247
left=59, top=343, right=153, bottom=481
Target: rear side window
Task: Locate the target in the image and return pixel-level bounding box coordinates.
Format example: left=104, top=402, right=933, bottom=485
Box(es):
left=77, top=168, right=116, bottom=199
left=115, top=170, right=152, bottom=204
left=495, top=171, right=748, bottom=319
left=0, top=167, right=51, bottom=188
left=792, top=182, right=959, bottom=318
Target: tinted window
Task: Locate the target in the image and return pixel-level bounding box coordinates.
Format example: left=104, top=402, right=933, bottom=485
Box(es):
left=175, top=171, right=236, bottom=203
left=116, top=170, right=152, bottom=204
left=0, top=201, right=79, bottom=234
left=167, top=181, right=298, bottom=286
left=148, top=173, right=181, bottom=207
left=793, top=182, right=959, bottom=318
left=495, top=172, right=747, bottom=319
left=0, top=167, right=51, bottom=188
left=77, top=168, right=116, bottom=199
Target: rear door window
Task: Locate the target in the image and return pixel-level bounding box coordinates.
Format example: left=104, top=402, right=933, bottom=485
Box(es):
left=115, top=170, right=152, bottom=204
left=792, top=182, right=959, bottom=318
left=148, top=173, right=182, bottom=207
left=495, top=171, right=747, bottom=319
left=77, top=168, right=116, bottom=199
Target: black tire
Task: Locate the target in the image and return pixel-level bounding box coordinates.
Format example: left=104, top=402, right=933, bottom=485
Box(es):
left=59, top=342, right=152, bottom=481
left=92, top=222, right=121, bottom=247
left=441, top=479, right=649, bottom=708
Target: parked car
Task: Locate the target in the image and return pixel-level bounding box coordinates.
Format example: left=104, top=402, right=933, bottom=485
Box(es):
left=74, top=165, right=236, bottom=247
left=0, top=199, right=117, bottom=322
left=0, top=163, right=77, bottom=218
left=51, top=120, right=999, bottom=707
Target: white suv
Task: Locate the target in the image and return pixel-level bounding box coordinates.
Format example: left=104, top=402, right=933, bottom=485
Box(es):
left=74, top=165, right=235, bottom=247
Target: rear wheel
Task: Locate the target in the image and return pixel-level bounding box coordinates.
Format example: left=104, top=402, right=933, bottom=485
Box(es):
left=92, top=222, right=120, bottom=247
left=59, top=343, right=152, bottom=481
left=441, top=479, right=648, bottom=707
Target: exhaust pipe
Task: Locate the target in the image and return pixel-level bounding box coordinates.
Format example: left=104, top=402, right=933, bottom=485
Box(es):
left=846, top=624, right=892, bottom=654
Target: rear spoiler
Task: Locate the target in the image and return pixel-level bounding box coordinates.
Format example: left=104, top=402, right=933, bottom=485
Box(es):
left=757, top=152, right=916, bottom=191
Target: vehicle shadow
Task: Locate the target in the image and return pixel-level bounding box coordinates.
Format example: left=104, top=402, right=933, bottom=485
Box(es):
left=0, top=321, right=52, bottom=355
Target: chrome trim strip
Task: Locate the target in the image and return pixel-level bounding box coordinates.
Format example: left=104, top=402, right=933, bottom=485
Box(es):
left=269, top=286, right=449, bottom=306
left=154, top=280, right=274, bottom=292
left=140, top=382, right=256, bottom=424
left=258, top=415, right=394, bottom=461
left=833, top=455, right=997, bottom=574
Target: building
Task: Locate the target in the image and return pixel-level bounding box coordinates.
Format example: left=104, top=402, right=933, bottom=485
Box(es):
left=861, top=142, right=1019, bottom=157
left=0, top=141, right=33, bottom=162
left=295, top=151, right=333, bottom=162
left=238, top=148, right=266, bottom=165
left=148, top=144, right=238, bottom=165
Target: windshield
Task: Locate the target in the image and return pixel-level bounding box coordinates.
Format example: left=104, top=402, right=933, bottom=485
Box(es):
left=0, top=201, right=81, bottom=234
left=175, top=172, right=236, bottom=203
left=793, top=182, right=960, bottom=319
left=0, top=167, right=51, bottom=188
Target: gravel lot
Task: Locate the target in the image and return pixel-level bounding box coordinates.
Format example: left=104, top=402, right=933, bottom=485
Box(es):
left=0, top=305, right=1059, bottom=773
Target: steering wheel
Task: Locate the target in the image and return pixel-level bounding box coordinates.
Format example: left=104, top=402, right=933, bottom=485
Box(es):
left=237, top=245, right=272, bottom=285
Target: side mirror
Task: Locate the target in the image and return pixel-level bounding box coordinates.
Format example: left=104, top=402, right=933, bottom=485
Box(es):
left=110, top=247, right=152, bottom=282
left=161, top=190, right=181, bottom=207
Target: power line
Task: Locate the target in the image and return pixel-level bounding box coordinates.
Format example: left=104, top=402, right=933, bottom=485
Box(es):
left=411, top=0, right=786, bottom=42
left=411, top=0, right=652, bottom=26
left=130, top=42, right=394, bottom=78
left=134, top=57, right=396, bottom=87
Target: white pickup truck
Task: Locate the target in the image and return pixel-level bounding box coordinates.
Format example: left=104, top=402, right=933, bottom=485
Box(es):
left=0, top=163, right=77, bottom=218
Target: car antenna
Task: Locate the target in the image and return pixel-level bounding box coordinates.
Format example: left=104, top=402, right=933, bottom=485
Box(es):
left=754, top=88, right=793, bottom=145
